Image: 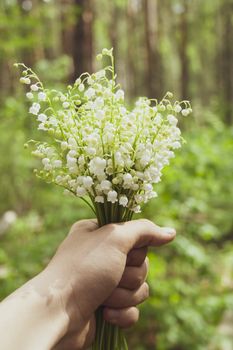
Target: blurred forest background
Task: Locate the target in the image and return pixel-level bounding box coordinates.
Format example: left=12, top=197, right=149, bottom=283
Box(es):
left=0, top=0, right=233, bottom=349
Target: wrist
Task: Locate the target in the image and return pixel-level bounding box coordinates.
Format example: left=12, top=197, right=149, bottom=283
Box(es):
left=30, top=268, right=70, bottom=343
left=42, top=261, right=86, bottom=332
left=0, top=273, right=68, bottom=350
left=0, top=269, right=69, bottom=350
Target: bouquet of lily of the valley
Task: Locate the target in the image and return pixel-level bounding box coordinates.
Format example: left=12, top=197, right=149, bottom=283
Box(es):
left=16, top=48, right=191, bottom=350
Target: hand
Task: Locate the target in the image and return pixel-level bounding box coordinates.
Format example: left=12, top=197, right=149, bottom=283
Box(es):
left=50, top=219, right=176, bottom=349
left=0, top=219, right=176, bottom=350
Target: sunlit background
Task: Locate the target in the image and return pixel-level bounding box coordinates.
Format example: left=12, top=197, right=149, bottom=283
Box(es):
left=0, top=0, right=232, bottom=349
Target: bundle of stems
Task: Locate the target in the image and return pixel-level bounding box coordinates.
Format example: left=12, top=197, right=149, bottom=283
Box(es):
left=91, top=200, right=132, bottom=350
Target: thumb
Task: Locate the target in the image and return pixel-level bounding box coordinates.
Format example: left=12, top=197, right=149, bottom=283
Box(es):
left=107, top=219, right=176, bottom=253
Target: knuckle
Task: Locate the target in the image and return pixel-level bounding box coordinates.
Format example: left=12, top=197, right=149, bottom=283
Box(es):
left=133, top=283, right=149, bottom=304
left=132, top=274, right=143, bottom=289
left=125, top=311, right=139, bottom=327
left=71, top=219, right=97, bottom=233
left=105, top=223, right=119, bottom=231
left=139, top=218, right=152, bottom=226
left=103, top=224, right=120, bottom=241
left=70, top=221, right=81, bottom=233
left=142, top=283, right=150, bottom=300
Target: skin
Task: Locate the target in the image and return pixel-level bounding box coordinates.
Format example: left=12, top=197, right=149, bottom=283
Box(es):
left=0, top=219, right=176, bottom=350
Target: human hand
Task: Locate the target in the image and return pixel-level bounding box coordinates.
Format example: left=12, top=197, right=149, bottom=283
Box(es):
left=0, top=219, right=175, bottom=350
left=49, top=219, right=176, bottom=349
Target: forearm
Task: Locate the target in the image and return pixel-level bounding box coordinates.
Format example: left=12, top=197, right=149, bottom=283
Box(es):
left=0, top=269, right=70, bottom=350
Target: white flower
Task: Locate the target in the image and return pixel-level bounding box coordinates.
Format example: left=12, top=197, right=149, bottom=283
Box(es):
left=49, top=117, right=58, bottom=127
left=60, top=94, right=66, bottom=102
left=120, top=107, right=127, bottom=115
left=67, top=156, right=76, bottom=167
left=115, top=89, right=124, bottom=100
left=83, top=176, right=94, bottom=188
left=55, top=175, right=64, bottom=184
left=85, top=147, right=96, bottom=156
left=107, top=190, right=118, bottom=203
left=38, top=123, right=47, bottom=131
left=123, top=173, right=133, bottom=188
left=119, top=195, right=128, bottom=207
left=139, top=150, right=151, bottom=167
left=85, top=88, right=95, bottom=99
left=69, top=166, right=78, bottom=174
left=20, top=77, right=30, bottom=84
left=96, top=110, right=105, bottom=120
left=182, top=108, right=190, bottom=116
left=29, top=102, right=40, bottom=115
left=31, top=84, right=39, bottom=91
left=135, top=194, right=144, bottom=204
left=95, top=195, right=104, bottom=203
left=172, top=141, right=181, bottom=149
left=68, top=150, right=77, bottom=157
left=167, top=114, right=178, bottom=126
left=94, top=97, right=104, bottom=108
left=87, top=77, right=94, bottom=85
left=37, top=113, right=47, bottom=123
left=61, top=141, right=68, bottom=150
left=38, top=92, right=46, bottom=101
left=42, top=158, right=50, bottom=165
left=78, top=83, right=85, bottom=92
left=132, top=205, right=141, bottom=213
left=19, top=51, right=191, bottom=217
left=112, top=176, right=121, bottom=185
left=174, top=104, right=182, bottom=113
left=44, top=163, right=52, bottom=171
left=78, top=155, right=85, bottom=166
left=147, top=191, right=158, bottom=199
left=132, top=183, right=139, bottom=191
left=26, top=92, right=33, bottom=99
left=53, top=160, right=62, bottom=168
left=89, top=157, right=106, bottom=176
left=68, top=179, right=77, bottom=189
left=76, top=186, right=87, bottom=197
left=100, top=180, right=112, bottom=191
left=75, top=78, right=81, bottom=85
left=63, top=101, right=70, bottom=109
left=143, top=183, right=153, bottom=192
left=68, top=137, right=77, bottom=148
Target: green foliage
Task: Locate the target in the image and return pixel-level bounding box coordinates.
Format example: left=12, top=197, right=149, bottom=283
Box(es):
left=0, top=0, right=232, bottom=349
left=0, top=98, right=232, bottom=349
left=127, top=121, right=233, bottom=349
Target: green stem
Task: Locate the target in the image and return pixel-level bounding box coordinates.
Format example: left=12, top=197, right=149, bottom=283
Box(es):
left=90, top=198, right=130, bottom=350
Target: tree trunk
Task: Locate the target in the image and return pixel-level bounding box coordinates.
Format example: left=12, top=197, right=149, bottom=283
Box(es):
left=72, top=0, right=94, bottom=80
left=127, top=1, right=137, bottom=98
left=179, top=0, right=189, bottom=100
left=143, top=0, right=163, bottom=99
left=219, top=0, right=233, bottom=124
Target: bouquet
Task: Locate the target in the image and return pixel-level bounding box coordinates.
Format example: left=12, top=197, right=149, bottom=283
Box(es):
left=16, top=48, right=191, bottom=350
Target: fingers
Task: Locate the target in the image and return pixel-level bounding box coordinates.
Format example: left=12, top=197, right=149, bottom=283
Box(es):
left=126, top=247, right=148, bottom=266
left=53, top=317, right=95, bottom=350
left=103, top=306, right=139, bottom=328
left=104, top=282, right=149, bottom=308
left=104, top=219, right=176, bottom=253
left=119, top=258, right=148, bottom=290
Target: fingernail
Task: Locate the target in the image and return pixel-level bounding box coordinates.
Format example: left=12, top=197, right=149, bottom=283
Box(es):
left=163, top=227, right=176, bottom=235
